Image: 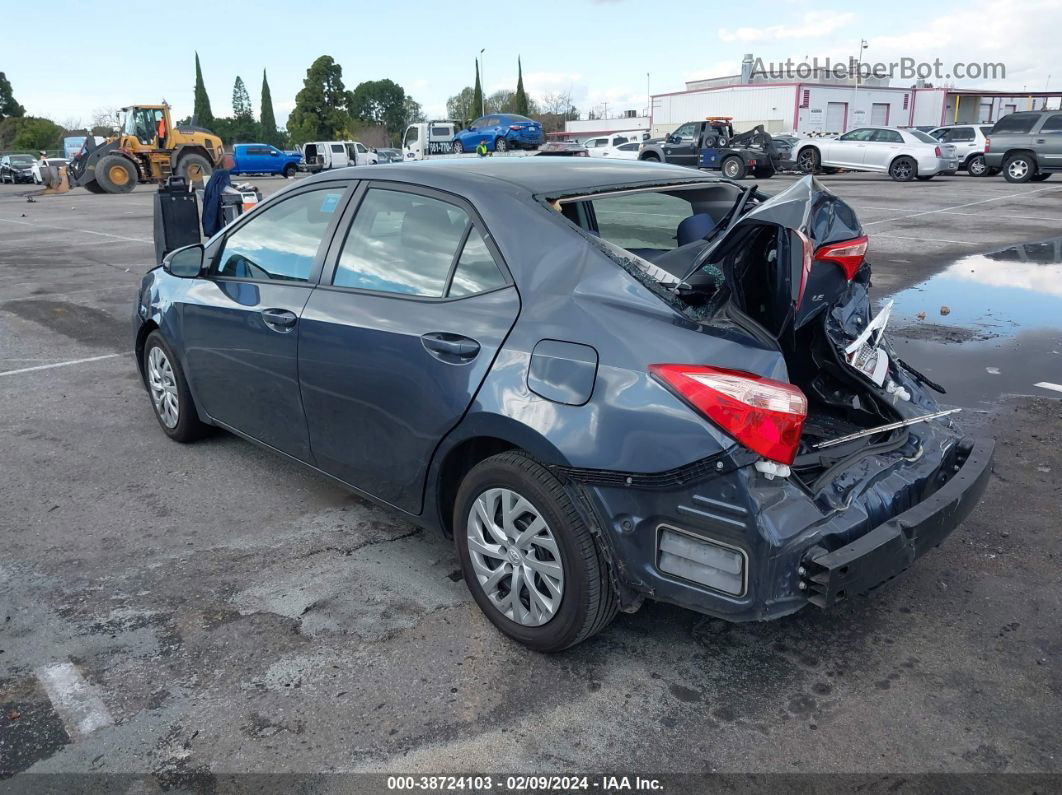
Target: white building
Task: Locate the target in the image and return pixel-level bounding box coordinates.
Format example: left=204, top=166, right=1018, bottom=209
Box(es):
left=557, top=114, right=650, bottom=141
left=649, top=55, right=1060, bottom=135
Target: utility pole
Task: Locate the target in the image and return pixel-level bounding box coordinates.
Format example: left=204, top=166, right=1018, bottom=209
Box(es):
left=646, top=72, right=650, bottom=120
left=851, top=38, right=868, bottom=132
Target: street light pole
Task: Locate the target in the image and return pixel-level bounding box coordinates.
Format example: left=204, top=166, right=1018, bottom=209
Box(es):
left=480, top=48, right=486, bottom=116
left=851, top=38, right=868, bottom=132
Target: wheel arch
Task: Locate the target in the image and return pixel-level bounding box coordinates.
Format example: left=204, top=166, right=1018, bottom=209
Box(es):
left=134, top=319, right=159, bottom=382
left=1003, top=148, right=1039, bottom=166
left=889, top=153, right=918, bottom=172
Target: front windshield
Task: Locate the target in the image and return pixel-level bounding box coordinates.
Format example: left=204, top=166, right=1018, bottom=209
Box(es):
left=121, top=110, right=136, bottom=135
left=11, top=155, right=34, bottom=165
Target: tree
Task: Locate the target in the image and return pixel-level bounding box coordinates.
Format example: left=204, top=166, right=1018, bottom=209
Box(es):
left=446, top=86, right=476, bottom=124
left=288, top=55, right=349, bottom=145
left=514, top=57, right=529, bottom=116
left=91, top=107, right=120, bottom=130
left=486, top=90, right=515, bottom=114
left=0, top=72, right=25, bottom=120
left=1, top=117, right=62, bottom=151
left=348, top=79, right=407, bottom=139
left=403, top=97, right=426, bottom=127
left=193, top=52, right=213, bottom=127
left=232, top=76, right=252, bottom=119
left=260, top=69, right=280, bottom=147
left=472, top=59, right=484, bottom=120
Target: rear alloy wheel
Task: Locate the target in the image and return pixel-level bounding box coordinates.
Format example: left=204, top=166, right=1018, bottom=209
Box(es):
left=967, top=154, right=989, bottom=176
left=722, top=156, right=747, bottom=179
left=452, top=141, right=464, bottom=154
left=1003, top=154, right=1035, bottom=183
left=95, top=155, right=138, bottom=193
left=889, top=156, right=916, bottom=182
left=143, top=331, right=208, bottom=443
left=495, top=137, right=509, bottom=152
left=797, top=147, right=820, bottom=173
left=640, top=152, right=660, bottom=162
left=455, top=452, right=617, bottom=652
left=283, top=163, right=297, bottom=178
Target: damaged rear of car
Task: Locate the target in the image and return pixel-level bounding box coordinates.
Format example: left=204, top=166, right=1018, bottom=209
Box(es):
left=534, top=173, right=992, bottom=626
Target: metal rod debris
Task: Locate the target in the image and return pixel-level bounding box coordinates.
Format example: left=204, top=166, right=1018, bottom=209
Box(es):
left=811, top=408, right=962, bottom=449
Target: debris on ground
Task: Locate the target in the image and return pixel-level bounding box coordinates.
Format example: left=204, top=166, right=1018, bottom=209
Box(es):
left=940, top=306, right=951, bottom=315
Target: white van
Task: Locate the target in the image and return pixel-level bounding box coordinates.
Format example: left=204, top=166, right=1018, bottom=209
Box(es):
left=300, top=141, right=378, bottom=172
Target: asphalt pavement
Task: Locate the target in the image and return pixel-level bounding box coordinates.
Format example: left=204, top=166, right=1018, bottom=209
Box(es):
left=1, top=170, right=1060, bottom=788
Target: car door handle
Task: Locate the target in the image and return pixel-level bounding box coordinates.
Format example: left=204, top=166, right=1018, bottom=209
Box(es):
left=421, top=332, right=480, bottom=362
left=1037, top=139, right=1046, bottom=144
left=261, top=308, right=297, bottom=331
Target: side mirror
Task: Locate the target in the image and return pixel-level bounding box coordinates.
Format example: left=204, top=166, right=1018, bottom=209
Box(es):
left=163, top=244, right=204, bottom=278
left=666, top=134, right=679, bottom=144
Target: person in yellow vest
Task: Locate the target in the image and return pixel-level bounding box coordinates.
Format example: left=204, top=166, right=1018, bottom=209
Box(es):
left=476, top=139, right=490, bottom=157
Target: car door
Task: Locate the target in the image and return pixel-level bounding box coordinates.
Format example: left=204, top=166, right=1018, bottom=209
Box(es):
left=664, top=122, right=700, bottom=167
left=863, top=129, right=904, bottom=171
left=180, top=182, right=352, bottom=461
left=298, top=183, right=520, bottom=514
left=941, top=127, right=977, bottom=163
left=1035, top=113, right=1062, bottom=169
left=825, top=128, right=873, bottom=168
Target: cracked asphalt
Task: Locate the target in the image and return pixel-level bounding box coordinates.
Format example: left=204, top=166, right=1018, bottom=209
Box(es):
left=1, top=171, right=1060, bottom=788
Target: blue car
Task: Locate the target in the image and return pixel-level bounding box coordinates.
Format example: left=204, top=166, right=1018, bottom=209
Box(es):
left=230, top=143, right=302, bottom=177
left=452, top=113, right=544, bottom=153
left=135, top=160, right=991, bottom=652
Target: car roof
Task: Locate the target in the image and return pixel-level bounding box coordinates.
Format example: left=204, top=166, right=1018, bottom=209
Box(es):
left=302, top=157, right=718, bottom=197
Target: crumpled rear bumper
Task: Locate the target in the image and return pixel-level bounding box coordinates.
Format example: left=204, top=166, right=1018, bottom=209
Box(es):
left=799, top=436, right=993, bottom=607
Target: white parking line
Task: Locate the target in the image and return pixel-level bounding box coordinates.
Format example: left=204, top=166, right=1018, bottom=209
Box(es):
left=875, top=233, right=980, bottom=245
left=0, top=353, right=124, bottom=377
left=0, top=217, right=151, bottom=243
left=36, top=662, right=114, bottom=738
left=0, top=284, right=136, bottom=303
left=863, top=185, right=1059, bottom=226
left=1034, top=382, right=1062, bottom=394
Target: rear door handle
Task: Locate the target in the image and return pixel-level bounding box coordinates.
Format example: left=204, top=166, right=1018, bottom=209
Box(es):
left=1037, top=138, right=1046, bottom=144
left=261, top=308, right=297, bottom=331
left=421, top=332, right=480, bottom=363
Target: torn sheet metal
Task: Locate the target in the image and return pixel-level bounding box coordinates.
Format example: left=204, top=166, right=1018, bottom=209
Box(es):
left=843, top=299, right=894, bottom=386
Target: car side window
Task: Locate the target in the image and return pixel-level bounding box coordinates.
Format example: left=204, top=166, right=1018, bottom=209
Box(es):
left=872, top=129, right=903, bottom=143
left=614, top=136, right=628, bottom=145
left=330, top=144, right=344, bottom=153
left=212, top=187, right=346, bottom=282
left=448, top=228, right=506, bottom=297
left=839, top=129, right=874, bottom=142
left=948, top=127, right=975, bottom=141
left=591, top=192, right=695, bottom=252
left=1040, top=114, right=1062, bottom=132
left=334, top=189, right=476, bottom=297
left=992, top=114, right=1037, bottom=134
left=672, top=123, right=697, bottom=140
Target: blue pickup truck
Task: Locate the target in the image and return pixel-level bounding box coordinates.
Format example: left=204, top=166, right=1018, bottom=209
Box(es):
left=230, top=144, right=302, bottom=177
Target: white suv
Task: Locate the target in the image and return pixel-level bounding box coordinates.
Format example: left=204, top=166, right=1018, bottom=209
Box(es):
left=794, top=126, right=959, bottom=181
left=929, top=125, right=996, bottom=176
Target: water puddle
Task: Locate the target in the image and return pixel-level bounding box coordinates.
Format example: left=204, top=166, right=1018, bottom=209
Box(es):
left=883, top=238, right=1062, bottom=410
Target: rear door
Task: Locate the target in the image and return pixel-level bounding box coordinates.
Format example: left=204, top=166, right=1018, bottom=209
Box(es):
left=863, top=129, right=904, bottom=171
left=298, top=183, right=519, bottom=513
left=180, top=182, right=352, bottom=461
left=1036, top=113, right=1062, bottom=169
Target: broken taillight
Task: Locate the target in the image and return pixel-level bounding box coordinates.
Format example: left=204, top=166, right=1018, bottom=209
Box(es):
left=984, top=137, right=991, bottom=152
left=649, top=364, right=808, bottom=465
left=814, top=235, right=869, bottom=281
left=934, top=145, right=942, bottom=157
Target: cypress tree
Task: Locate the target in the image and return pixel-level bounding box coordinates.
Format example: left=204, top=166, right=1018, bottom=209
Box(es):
left=260, top=69, right=278, bottom=146
left=514, top=57, right=529, bottom=116
left=472, top=59, right=483, bottom=120
left=193, top=52, right=214, bottom=127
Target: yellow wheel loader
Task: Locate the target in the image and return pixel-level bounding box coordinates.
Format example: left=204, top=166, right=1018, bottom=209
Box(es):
left=68, top=104, right=224, bottom=194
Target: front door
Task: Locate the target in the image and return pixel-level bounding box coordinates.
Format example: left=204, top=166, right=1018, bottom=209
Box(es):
left=298, top=184, right=519, bottom=513
left=827, top=128, right=873, bottom=168
left=181, top=183, right=351, bottom=460
left=664, top=122, right=700, bottom=167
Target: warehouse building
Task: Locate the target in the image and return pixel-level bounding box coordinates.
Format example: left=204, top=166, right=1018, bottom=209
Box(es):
left=649, top=54, right=1061, bottom=135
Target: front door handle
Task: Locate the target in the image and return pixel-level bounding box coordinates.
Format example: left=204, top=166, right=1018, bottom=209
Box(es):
left=421, top=332, right=480, bottom=363
left=261, top=308, right=297, bottom=331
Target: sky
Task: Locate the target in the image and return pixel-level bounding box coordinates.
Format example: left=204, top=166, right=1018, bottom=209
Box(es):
left=4, top=0, right=1060, bottom=130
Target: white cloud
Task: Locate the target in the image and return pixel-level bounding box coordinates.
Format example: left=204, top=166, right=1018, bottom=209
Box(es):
left=719, top=11, right=855, bottom=43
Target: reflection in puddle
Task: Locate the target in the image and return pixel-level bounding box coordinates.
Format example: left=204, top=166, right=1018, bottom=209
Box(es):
left=882, top=238, right=1062, bottom=409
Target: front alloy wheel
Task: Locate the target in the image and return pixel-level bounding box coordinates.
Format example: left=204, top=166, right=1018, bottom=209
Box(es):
left=967, top=154, right=988, bottom=176
left=147, top=346, right=180, bottom=429
left=466, top=487, right=564, bottom=626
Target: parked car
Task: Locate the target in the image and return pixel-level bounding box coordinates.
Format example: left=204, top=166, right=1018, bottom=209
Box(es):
left=375, top=148, right=404, bottom=164
left=136, top=159, right=992, bottom=652
left=230, top=144, right=302, bottom=178
left=31, top=157, right=69, bottom=184
left=638, top=119, right=781, bottom=179
left=0, top=154, right=36, bottom=184
left=300, top=141, right=377, bottom=172
left=595, top=141, right=642, bottom=160
left=583, top=131, right=646, bottom=155
left=929, top=125, right=996, bottom=176
left=984, top=110, right=1062, bottom=183
left=451, top=114, right=544, bottom=153
left=534, top=142, right=589, bottom=157
left=794, top=126, right=959, bottom=181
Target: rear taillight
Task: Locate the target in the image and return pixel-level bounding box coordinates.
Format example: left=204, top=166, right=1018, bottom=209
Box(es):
left=649, top=364, right=807, bottom=465
left=814, top=234, right=869, bottom=281
left=510, top=124, right=525, bottom=130
left=934, top=146, right=942, bottom=157
left=984, top=137, right=991, bottom=152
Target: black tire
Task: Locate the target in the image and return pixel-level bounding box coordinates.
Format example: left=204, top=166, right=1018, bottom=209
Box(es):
left=966, top=154, right=989, bottom=177
left=282, top=163, right=297, bottom=179
left=495, top=137, right=508, bottom=152
left=1031, top=173, right=1051, bottom=182
left=176, top=153, right=212, bottom=186
left=95, top=155, right=138, bottom=193
left=1003, top=153, right=1036, bottom=183
left=752, top=164, right=775, bottom=179
left=452, top=141, right=464, bottom=154
left=142, top=331, right=209, bottom=443
left=640, top=152, right=661, bottom=162
left=454, top=452, right=618, bottom=652
left=916, top=175, right=934, bottom=181
left=722, top=156, right=747, bottom=179
left=81, top=179, right=107, bottom=194
left=889, top=156, right=917, bottom=182
left=797, top=147, right=820, bottom=173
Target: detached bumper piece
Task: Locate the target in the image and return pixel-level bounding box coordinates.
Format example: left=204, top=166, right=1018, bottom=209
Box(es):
left=800, top=436, right=994, bottom=608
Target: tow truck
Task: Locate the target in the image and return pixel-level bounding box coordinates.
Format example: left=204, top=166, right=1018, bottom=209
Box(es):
left=639, top=117, right=794, bottom=179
